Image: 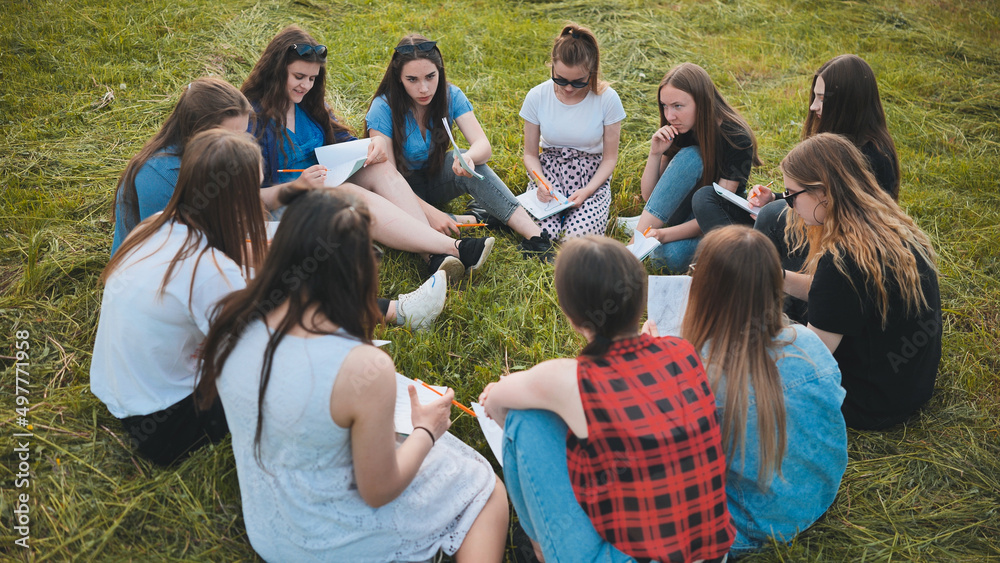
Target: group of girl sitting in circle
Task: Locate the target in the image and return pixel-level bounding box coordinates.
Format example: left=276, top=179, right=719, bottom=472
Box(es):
left=89, top=20, right=942, bottom=563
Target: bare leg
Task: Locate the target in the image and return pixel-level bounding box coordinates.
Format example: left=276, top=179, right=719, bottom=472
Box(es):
left=338, top=184, right=458, bottom=258
left=635, top=210, right=665, bottom=233
left=350, top=160, right=429, bottom=224
left=453, top=476, right=509, bottom=563
left=506, top=206, right=543, bottom=240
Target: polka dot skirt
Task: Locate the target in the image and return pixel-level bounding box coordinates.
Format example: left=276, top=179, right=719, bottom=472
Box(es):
left=531, top=147, right=611, bottom=241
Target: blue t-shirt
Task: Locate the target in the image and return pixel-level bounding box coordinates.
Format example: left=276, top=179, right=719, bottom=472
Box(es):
left=276, top=104, right=328, bottom=185
left=365, top=83, right=473, bottom=171
left=111, top=148, right=181, bottom=255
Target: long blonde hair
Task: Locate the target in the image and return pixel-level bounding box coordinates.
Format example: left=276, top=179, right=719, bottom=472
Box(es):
left=782, top=133, right=937, bottom=326
left=681, top=226, right=788, bottom=484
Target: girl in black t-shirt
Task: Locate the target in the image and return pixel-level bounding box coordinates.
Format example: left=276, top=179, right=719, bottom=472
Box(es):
left=779, top=133, right=941, bottom=430
left=749, top=54, right=902, bottom=322
left=632, top=63, right=759, bottom=273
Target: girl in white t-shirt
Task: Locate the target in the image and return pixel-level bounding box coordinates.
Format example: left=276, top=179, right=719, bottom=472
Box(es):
left=520, top=23, right=625, bottom=240
left=90, top=129, right=267, bottom=466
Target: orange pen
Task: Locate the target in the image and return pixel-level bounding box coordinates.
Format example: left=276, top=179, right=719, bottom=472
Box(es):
left=416, top=380, right=478, bottom=418
left=643, top=226, right=652, bottom=237
left=455, top=223, right=487, bottom=228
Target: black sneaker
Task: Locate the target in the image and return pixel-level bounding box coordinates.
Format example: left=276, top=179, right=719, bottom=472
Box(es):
left=456, top=236, right=495, bottom=272
left=518, top=231, right=555, bottom=262
left=427, top=253, right=465, bottom=279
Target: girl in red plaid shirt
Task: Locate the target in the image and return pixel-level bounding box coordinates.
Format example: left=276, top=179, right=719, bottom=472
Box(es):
left=480, top=236, right=733, bottom=562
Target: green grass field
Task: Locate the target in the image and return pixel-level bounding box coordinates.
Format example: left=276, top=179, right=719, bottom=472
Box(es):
left=2, top=0, right=999, bottom=560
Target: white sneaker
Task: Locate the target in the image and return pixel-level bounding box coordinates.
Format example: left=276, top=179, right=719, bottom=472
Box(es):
left=616, top=215, right=641, bottom=232
left=396, top=270, right=447, bottom=332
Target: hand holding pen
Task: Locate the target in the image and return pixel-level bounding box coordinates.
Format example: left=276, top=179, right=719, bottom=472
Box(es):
left=747, top=180, right=776, bottom=208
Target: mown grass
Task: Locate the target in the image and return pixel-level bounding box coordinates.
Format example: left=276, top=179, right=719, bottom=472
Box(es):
left=2, top=0, right=999, bottom=560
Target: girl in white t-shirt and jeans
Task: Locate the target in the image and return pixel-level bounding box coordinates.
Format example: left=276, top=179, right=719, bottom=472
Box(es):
left=520, top=23, right=625, bottom=240
left=90, top=129, right=267, bottom=466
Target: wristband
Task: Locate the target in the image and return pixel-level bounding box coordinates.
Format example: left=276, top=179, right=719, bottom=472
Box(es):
left=413, top=426, right=435, bottom=446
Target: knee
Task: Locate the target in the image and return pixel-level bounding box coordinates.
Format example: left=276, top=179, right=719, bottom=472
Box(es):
left=690, top=185, right=716, bottom=215
left=753, top=200, right=789, bottom=234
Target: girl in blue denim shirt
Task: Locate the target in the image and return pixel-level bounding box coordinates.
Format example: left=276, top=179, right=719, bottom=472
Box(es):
left=680, top=225, right=848, bottom=553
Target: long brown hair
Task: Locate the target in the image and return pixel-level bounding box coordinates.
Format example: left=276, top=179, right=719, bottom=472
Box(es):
left=681, top=226, right=788, bottom=484
left=368, top=34, right=450, bottom=176
left=103, top=129, right=267, bottom=299
left=658, top=63, right=760, bottom=191
left=196, top=190, right=380, bottom=466
left=113, top=78, right=251, bottom=236
left=782, top=133, right=936, bottom=326
left=802, top=54, right=900, bottom=199
left=550, top=23, right=607, bottom=95
left=242, top=26, right=352, bottom=163
left=554, top=236, right=646, bottom=357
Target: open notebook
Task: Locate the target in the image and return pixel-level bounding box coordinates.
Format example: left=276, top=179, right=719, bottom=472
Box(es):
left=647, top=275, right=693, bottom=337
left=314, top=138, right=371, bottom=188
left=516, top=188, right=574, bottom=220
left=392, top=373, right=505, bottom=467
left=626, top=228, right=661, bottom=261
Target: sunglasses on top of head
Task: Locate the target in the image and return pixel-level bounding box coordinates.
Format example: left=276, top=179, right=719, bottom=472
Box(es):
left=551, top=73, right=590, bottom=89
left=394, top=41, right=437, bottom=55
left=290, top=44, right=327, bottom=59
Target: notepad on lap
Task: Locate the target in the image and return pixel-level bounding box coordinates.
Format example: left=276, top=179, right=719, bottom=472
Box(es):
left=393, top=373, right=448, bottom=435
left=314, top=138, right=371, bottom=188
left=626, top=228, right=661, bottom=261
left=713, top=182, right=762, bottom=215
left=516, top=188, right=574, bottom=220
left=647, top=275, right=693, bottom=337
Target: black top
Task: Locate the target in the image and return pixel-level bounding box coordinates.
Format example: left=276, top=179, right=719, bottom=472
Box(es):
left=807, top=246, right=941, bottom=429
left=666, top=120, right=755, bottom=226
left=859, top=141, right=898, bottom=199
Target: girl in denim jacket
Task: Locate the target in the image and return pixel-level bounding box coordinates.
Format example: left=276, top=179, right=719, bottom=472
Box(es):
left=680, top=225, right=848, bottom=553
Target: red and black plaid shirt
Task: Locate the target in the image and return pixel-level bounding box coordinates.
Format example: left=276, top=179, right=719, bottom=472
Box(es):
left=567, top=334, right=734, bottom=563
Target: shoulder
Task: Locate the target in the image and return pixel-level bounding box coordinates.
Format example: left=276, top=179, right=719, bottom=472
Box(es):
left=447, top=83, right=472, bottom=105
left=140, top=148, right=181, bottom=175
left=720, top=119, right=753, bottom=144
left=341, top=342, right=394, bottom=379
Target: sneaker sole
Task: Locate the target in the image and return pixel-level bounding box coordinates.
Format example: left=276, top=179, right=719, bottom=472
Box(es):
left=434, top=256, right=465, bottom=280
left=467, top=237, right=495, bottom=272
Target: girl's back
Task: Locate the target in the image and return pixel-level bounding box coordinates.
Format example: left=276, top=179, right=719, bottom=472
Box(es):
left=719, top=325, right=846, bottom=550
left=217, top=319, right=496, bottom=562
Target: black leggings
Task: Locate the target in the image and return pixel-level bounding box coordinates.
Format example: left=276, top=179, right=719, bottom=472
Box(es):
left=121, top=394, right=228, bottom=466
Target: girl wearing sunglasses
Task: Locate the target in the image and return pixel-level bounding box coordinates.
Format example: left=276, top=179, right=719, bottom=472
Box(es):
left=779, top=133, right=940, bottom=430
left=631, top=63, right=759, bottom=272
left=366, top=34, right=555, bottom=259
left=520, top=23, right=625, bottom=241
left=242, top=26, right=495, bottom=282
left=744, top=55, right=901, bottom=323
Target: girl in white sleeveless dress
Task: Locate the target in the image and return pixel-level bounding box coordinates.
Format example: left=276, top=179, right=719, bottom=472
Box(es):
left=196, top=190, right=508, bottom=562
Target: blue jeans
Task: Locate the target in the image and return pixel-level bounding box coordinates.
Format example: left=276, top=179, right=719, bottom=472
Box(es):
left=406, top=151, right=520, bottom=223
left=503, top=410, right=638, bottom=563
left=643, top=146, right=703, bottom=273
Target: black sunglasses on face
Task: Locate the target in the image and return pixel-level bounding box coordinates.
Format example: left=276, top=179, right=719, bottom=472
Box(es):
left=784, top=188, right=807, bottom=206
left=551, top=72, right=589, bottom=89
left=290, top=44, right=327, bottom=59
left=394, top=41, right=437, bottom=55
